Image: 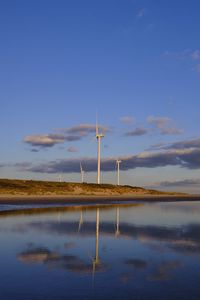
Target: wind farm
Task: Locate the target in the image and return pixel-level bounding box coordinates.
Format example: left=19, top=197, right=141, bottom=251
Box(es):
left=0, top=118, right=189, bottom=198
left=1, top=2, right=200, bottom=300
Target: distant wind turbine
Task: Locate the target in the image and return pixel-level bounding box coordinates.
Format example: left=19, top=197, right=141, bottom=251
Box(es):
left=96, top=117, right=104, bottom=184
left=116, top=160, right=122, bottom=185
left=58, top=174, right=62, bottom=182
left=80, top=162, right=85, bottom=183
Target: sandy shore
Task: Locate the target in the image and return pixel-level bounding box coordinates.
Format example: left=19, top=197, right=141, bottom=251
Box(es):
left=0, top=194, right=199, bottom=205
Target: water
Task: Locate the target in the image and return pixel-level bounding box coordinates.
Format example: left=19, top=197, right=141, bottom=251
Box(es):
left=0, top=201, right=200, bottom=299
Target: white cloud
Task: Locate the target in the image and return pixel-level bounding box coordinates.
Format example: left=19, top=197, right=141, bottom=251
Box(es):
left=191, top=50, right=200, bottom=60
left=67, top=146, right=78, bottom=153
left=24, top=123, right=110, bottom=149
left=195, top=64, right=200, bottom=72
left=136, top=8, right=146, bottom=19
left=120, top=116, right=134, bottom=124
left=163, top=49, right=200, bottom=73
left=147, top=116, right=182, bottom=135
left=24, top=134, right=65, bottom=147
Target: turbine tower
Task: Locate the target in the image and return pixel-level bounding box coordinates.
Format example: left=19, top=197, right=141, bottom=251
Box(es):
left=80, top=162, right=85, bottom=183
left=116, top=160, right=122, bottom=185
left=96, top=118, right=104, bottom=184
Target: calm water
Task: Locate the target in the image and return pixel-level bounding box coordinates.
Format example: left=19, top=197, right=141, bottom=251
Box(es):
left=0, top=201, right=200, bottom=300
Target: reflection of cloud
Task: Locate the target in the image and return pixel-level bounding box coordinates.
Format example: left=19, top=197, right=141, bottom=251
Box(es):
left=125, top=259, right=147, bottom=269
left=64, top=242, right=76, bottom=249
left=170, top=240, right=200, bottom=254
left=17, top=246, right=107, bottom=274
left=18, top=247, right=59, bottom=263
left=24, top=221, right=200, bottom=256
left=148, top=260, right=182, bottom=281
left=120, top=272, right=133, bottom=284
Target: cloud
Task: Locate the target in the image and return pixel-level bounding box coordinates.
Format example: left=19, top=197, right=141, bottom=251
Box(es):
left=163, top=48, right=198, bottom=60
left=124, top=127, right=149, bottom=137
left=148, top=142, right=166, bottom=150
left=24, top=134, right=65, bottom=147
left=163, top=49, right=200, bottom=73
left=66, top=124, right=109, bottom=135
left=14, top=162, right=32, bottom=170
left=120, top=116, right=134, bottom=124
left=136, top=8, right=146, bottom=19
left=23, top=123, right=110, bottom=149
left=158, top=179, right=200, bottom=187
left=191, top=50, right=200, bottom=60
left=31, top=149, right=40, bottom=153
left=147, top=116, right=182, bottom=135
left=195, top=64, right=200, bottom=73
left=17, top=143, right=200, bottom=174
left=165, top=138, right=200, bottom=150
left=67, top=146, right=78, bottom=153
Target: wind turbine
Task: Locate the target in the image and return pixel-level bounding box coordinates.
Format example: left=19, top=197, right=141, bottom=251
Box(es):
left=96, top=118, right=104, bottom=184
left=116, top=160, right=122, bottom=186
left=80, top=162, right=85, bottom=183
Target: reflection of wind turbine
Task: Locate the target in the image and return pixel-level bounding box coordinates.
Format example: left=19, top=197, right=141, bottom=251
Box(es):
left=93, top=208, right=100, bottom=276
left=116, top=160, right=122, bottom=185
left=80, top=162, right=85, bottom=183
left=115, top=207, right=120, bottom=237
left=78, top=210, right=83, bottom=233
left=96, top=118, right=104, bottom=184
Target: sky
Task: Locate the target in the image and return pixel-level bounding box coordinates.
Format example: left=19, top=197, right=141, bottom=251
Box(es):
left=1, top=0, right=200, bottom=193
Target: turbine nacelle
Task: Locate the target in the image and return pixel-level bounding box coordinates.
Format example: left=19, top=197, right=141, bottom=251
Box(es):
left=96, top=133, right=104, bottom=139
left=116, top=160, right=122, bottom=164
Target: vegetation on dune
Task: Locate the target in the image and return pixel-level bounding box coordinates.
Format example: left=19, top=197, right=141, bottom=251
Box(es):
left=0, top=178, right=180, bottom=196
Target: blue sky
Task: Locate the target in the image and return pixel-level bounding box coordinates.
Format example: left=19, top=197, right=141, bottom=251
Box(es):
left=1, top=0, right=200, bottom=193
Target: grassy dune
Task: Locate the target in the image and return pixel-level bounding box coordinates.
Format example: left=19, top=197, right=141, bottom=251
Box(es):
left=0, top=178, right=181, bottom=196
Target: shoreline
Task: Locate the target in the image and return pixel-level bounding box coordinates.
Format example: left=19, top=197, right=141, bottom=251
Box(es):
left=0, top=193, right=199, bottom=205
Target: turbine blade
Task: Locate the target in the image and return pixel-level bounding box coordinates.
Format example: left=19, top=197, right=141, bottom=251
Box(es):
left=96, top=112, right=98, bottom=136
